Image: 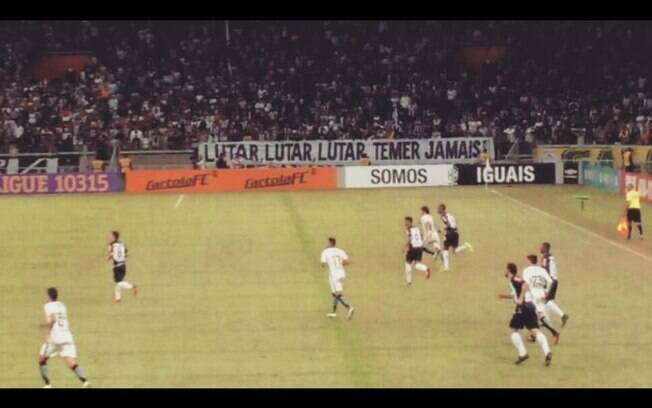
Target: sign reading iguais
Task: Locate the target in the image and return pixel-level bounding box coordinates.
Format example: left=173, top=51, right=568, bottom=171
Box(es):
left=476, top=165, right=536, bottom=184
left=197, top=138, right=494, bottom=164
left=455, top=164, right=556, bottom=185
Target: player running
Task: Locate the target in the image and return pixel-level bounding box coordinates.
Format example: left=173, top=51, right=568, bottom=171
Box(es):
left=420, top=206, right=442, bottom=263
left=108, top=231, right=138, bottom=303
left=523, top=255, right=561, bottom=345
left=497, top=263, right=552, bottom=366
left=38, top=287, right=91, bottom=388
left=437, top=204, right=473, bottom=271
left=540, top=242, right=569, bottom=328
left=320, top=237, right=355, bottom=320
left=404, top=216, right=432, bottom=286
left=625, top=183, right=644, bottom=240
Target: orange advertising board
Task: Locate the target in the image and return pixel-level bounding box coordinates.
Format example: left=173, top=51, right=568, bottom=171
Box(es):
left=125, top=167, right=337, bottom=194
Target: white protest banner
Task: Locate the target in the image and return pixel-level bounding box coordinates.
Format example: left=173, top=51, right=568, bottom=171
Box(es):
left=197, top=137, right=494, bottom=165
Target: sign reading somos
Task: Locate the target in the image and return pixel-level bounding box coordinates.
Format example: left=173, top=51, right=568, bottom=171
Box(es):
left=342, top=165, right=455, bottom=189
left=197, top=138, right=494, bottom=165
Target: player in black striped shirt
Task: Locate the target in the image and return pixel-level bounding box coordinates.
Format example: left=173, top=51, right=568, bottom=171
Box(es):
left=498, top=263, right=552, bottom=366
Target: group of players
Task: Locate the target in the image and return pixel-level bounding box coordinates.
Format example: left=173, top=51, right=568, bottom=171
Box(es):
left=32, top=182, right=644, bottom=386
left=321, top=203, right=570, bottom=367
left=37, top=231, right=137, bottom=388
left=405, top=203, right=474, bottom=284
left=498, top=243, right=570, bottom=367
left=319, top=203, right=473, bottom=321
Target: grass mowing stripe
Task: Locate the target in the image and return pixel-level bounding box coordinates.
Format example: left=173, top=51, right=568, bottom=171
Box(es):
left=280, top=193, right=373, bottom=388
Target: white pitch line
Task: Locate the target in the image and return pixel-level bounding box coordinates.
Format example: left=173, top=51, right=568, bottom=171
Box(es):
left=488, top=187, right=652, bottom=264
left=174, top=194, right=185, bottom=209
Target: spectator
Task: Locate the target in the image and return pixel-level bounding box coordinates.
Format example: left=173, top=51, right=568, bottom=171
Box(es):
left=231, top=154, right=243, bottom=169
left=623, top=147, right=635, bottom=172
left=216, top=153, right=229, bottom=169
left=2, top=20, right=652, bottom=155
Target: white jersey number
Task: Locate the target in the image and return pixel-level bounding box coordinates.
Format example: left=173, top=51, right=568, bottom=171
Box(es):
left=112, top=242, right=126, bottom=263
left=408, top=227, right=423, bottom=247
left=529, top=275, right=549, bottom=290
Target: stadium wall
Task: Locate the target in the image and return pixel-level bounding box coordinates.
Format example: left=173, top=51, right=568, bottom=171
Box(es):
left=0, top=162, right=564, bottom=196
left=533, top=145, right=652, bottom=173
left=581, top=164, right=621, bottom=193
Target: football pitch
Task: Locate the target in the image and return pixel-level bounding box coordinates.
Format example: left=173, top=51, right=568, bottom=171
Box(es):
left=1, top=185, right=651, bottom=388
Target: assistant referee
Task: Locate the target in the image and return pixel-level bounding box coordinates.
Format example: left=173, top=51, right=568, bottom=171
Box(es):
left=625, top=183, right=644, bottom=240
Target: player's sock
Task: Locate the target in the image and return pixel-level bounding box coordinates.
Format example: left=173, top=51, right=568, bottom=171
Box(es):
left=335, top=294, right=350, bottom=309
left=422, top=247, right=434, bottom=255
left=71, top=364, right=87, bottom=383
left=114, top=283, right=122, bottom=301
left=535, top=332, right=551, bottom=355
left=39, top=361, right=50, bottom=385
left=415, top=263, right=427, bottom=272
left=119, top=281, right=133, bottom=290
left=404, top=263, right=413, bottom=284
left=545, top=301, right=565, bottom=319
left=331, top=296, right=338, bottom=313
left=454, top=245, right=467, bottom=254
left=510, top=332, right=527, bottom=357
left=540, top=317, right=559, bottom=337
left=441, top=251, right=449, bottom=270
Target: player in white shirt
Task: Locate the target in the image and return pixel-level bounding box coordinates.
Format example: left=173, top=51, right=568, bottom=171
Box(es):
left=108, top=231, right=138, bottom=303
left=522, top=255, right=561, bottom=345
left=420, top=206, right=443, bottom=263
left=437, top=204, right=473, bottom=271
left=38, top=288, right=91, bottom=388
left=320, top=237, right=355, bottom=320
left=540, top=242, right=569, bottom=328
left=497, top=263, right=552, bottom=366
left=404, top=216, right=431, bottom=286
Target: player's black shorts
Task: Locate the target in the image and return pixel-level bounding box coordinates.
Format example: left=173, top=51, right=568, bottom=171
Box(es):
left=547, top=280, right=559, bottom=301
left=509, top=302, right=539, bottom=330
left=113, top=264, right=126, bottom=283
left=444, top=231, right=459, bottom=249
left=627, top=208, right=642, bottom=223
left=406, top=247, right=423, bottom=263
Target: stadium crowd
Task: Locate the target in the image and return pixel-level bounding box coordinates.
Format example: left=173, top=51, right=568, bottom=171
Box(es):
left=2, top=21, right=652, bottom=155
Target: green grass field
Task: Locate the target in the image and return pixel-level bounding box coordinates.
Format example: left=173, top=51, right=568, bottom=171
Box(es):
left=1, top=184, right=651, bottom=388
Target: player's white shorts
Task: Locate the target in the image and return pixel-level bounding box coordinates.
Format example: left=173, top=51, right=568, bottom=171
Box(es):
left=39, top=341, right=77, bottom=359
left=329, top=274, right=345, bottom=293
left=531, top=296, right=549, bottom=318
left=424, top=233, right=441, bottom=250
